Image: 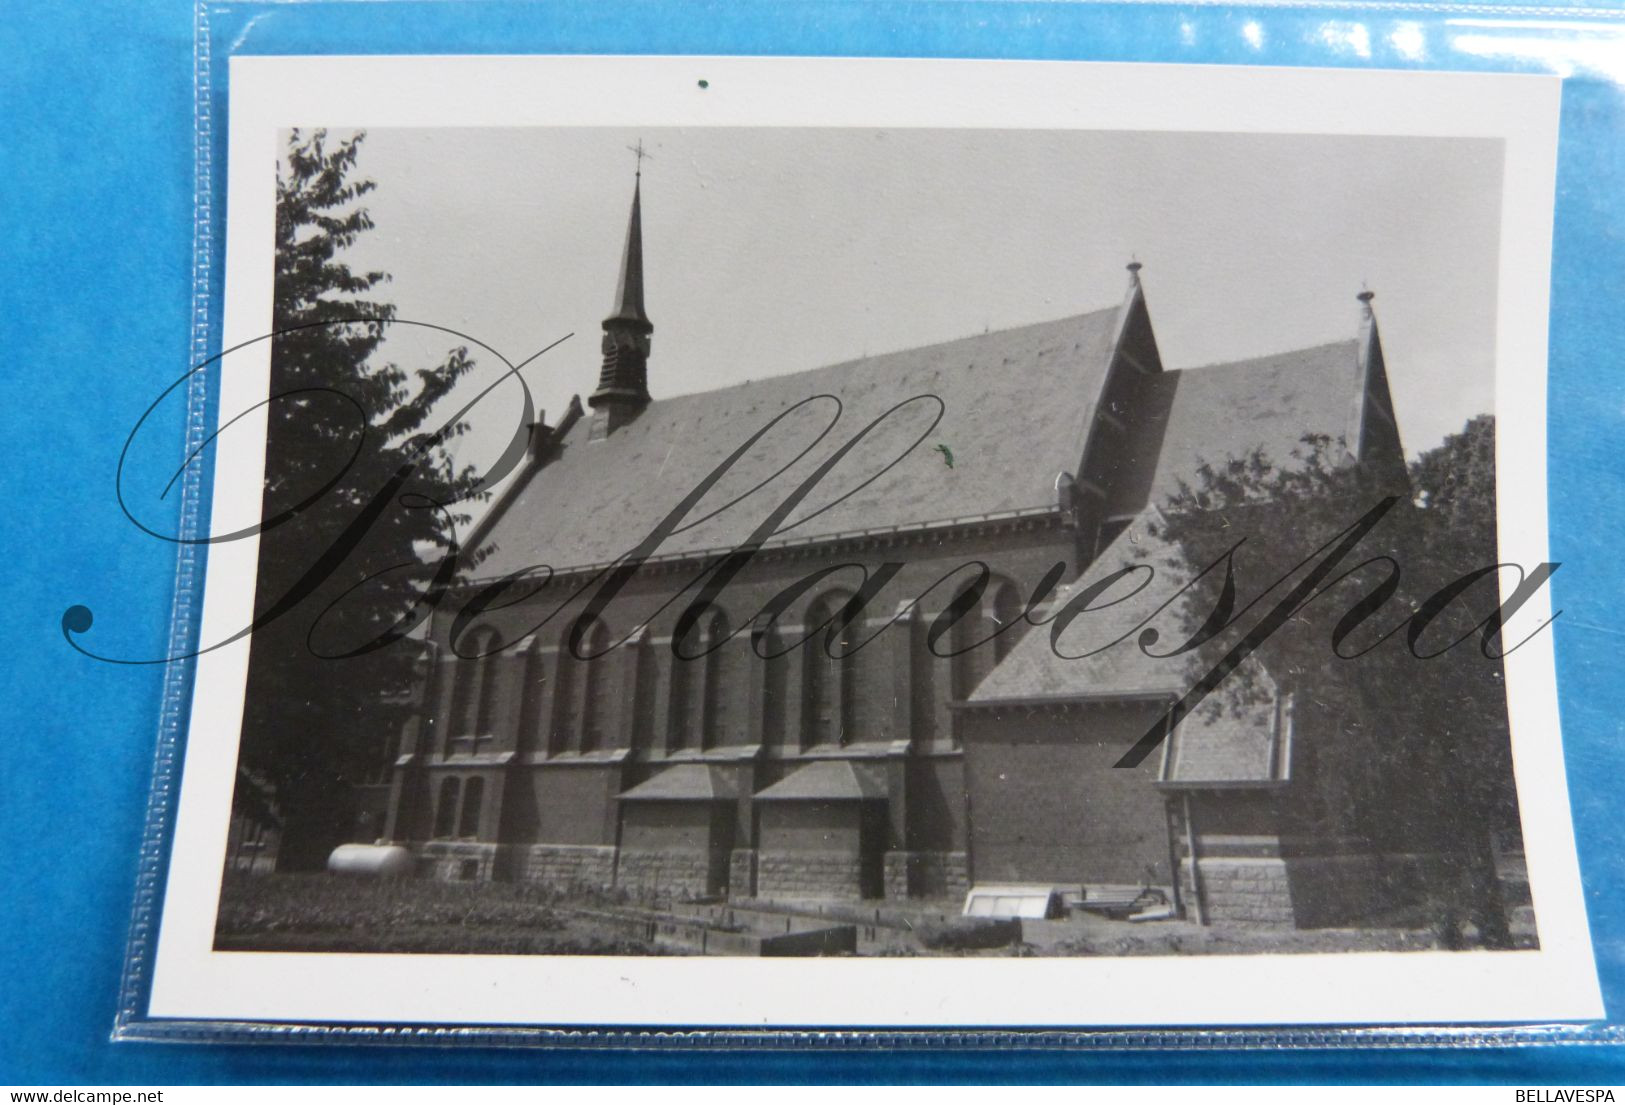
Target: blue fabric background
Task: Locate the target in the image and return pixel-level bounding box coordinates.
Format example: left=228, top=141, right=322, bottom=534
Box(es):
left=7, top=0, right=1625, bottom=1084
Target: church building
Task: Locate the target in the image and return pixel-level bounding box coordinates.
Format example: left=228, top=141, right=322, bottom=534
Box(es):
left=373, top=170, right=1418, bottom=926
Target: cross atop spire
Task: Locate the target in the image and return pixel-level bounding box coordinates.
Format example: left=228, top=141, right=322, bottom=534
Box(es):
left=627, top=138, right=652, bottom=179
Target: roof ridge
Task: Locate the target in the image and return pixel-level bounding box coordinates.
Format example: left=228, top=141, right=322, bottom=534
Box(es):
left=632, top=306, right=1121, bottom=409
left=1168, top=336, right=1359, bottom=376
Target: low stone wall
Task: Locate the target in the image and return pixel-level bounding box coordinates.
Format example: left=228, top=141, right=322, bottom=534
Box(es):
left=515, top=843, right=617, bottom=890
left=617, top=849, right=712, bottom=898
left=417, top=841, right=503, bottom=882
left=883, top=851, right=971, bottom=900
left=757, top=850, right=863, bottom=899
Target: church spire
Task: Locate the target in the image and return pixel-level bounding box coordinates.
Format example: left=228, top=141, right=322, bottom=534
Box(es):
left=589, top=150, right=653, bottom=435
left=606, top=172, right=649, bottom=328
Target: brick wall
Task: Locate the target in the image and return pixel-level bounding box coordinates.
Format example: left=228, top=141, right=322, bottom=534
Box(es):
left=757, top=801, right=879, bottom=898
left=619, top=801, right=717, bottom=853
left=905, top=758, right=967, bottom=852
left=962, top=703, right=1172, bottom=886
left=529, top=765, right=620, bottom=844
left=397, top=511, right=1082, bottom=900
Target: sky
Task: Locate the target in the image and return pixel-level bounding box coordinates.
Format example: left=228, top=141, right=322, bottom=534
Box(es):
left=330, top=126, right=1505, bottom=492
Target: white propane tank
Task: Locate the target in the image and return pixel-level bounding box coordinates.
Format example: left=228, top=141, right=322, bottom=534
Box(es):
left=326, top=843, right=415, bottom=878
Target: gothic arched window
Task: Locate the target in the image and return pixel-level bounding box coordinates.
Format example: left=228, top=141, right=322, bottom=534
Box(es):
left=949, top=579, right=986, bottom=702
left=574, top=616, right=611, bottom=753
left=458, top=777, right=485, bottom=839
left=433, top=777, right=459, bottom=839
left=629, top=630, right=656, bottom=753
left=805, top=594, right=856, bottom=747
left=519, top=637, right=547, bottom=756
left=755, top=618, right=788, bottom=750
left=701, top=608, right=731, bottom=749
left=450, top=626, right=501, bottom=748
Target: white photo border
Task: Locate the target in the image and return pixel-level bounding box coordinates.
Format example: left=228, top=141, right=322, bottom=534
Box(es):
left=145, top=54, right=1600, bottom=1028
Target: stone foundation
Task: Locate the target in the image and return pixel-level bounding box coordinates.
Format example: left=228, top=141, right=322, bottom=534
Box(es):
left=883, top=852, right=910, bottom=900
left=417, top=841, right=503, bottom=882
left=616, top=849, right=712, bottom=898
left=1187, top=857, right=1294, bottom=925
left=411, top=841, right=966, bottom=903
left=515, top=843, right=617, bottom=889
left=729, top=849, right=758, bottom=898
left=1182, top=853, right=1443, bottom=928
left=883, top=851, right=970, bottom=900
left=756, top=850, right=863, bottom=898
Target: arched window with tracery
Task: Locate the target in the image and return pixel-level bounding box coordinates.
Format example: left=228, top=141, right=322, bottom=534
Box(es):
left=458, top=777, right=485, bottom=838
left=432, top=777, right=460, bottom=838
left=804, top=593, right=856, bottom=747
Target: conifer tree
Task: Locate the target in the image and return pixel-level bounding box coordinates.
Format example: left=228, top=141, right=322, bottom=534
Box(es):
left=234, top=129, right=486, bottom=869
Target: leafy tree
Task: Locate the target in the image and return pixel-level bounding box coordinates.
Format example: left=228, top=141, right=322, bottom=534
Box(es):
left=232, top=130, right=486, bottom=870
left=1152, top=415, right=1518, bottom=946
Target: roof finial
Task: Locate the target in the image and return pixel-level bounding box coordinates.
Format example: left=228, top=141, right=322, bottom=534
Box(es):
left=1127, top=257, right=1143, bottom=279
left=1357, top=283, right=1375, bottom=317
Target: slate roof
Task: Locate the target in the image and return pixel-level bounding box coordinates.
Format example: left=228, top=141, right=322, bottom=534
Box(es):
left=964, top=512, right=1289, bottom=785
left=753, top=760, right=888, bottom=801
left=1101, top=339, right=1364, bottom=516
left=474, top=309, right=1121, bottom=579
left=1161, top=691, right=1287, bottom=785
left=964, top=340, right=1365, bottom=785
left=617, top=764, right=740, bottom=801
left=968, top=510, right=1199, bottom=703
left=1143, top=340, right=1363, bottom=504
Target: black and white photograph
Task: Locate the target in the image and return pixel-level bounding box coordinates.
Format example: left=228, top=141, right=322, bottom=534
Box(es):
left=144, top=56, right=1598, bottom=1026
